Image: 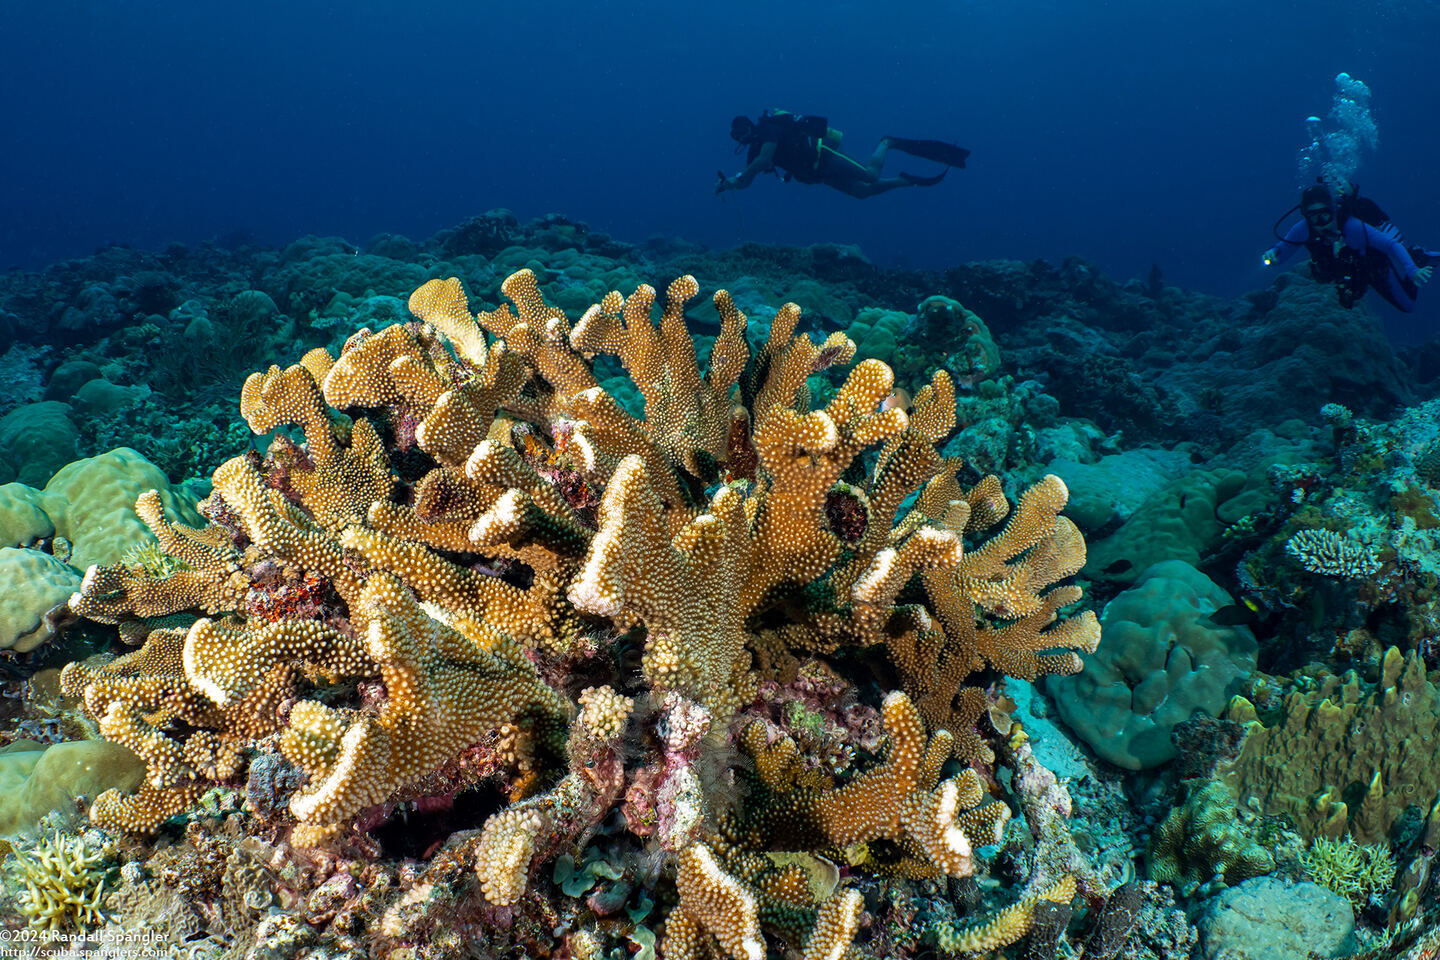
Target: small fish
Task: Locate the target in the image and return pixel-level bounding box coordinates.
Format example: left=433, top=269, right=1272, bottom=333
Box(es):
left=881, top=388, right=911, bottom=413
left=1205, top=603, right=1260, bottom=628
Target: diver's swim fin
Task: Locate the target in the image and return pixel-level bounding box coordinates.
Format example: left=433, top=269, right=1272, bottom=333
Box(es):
left=900, top=169, right=948, bottom=187
left=886, top=137, right=970, bottom=168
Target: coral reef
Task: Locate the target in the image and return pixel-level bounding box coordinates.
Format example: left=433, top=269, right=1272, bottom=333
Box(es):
left=1146, top=780, right=1275, bottom=897
left=50, top=267, right=1106, bottom=957
left=1223, top=646, right=1440, bottom=844
left=1228, top=397, right=1440, bottom=668
left=16, top=216, right=1430, bottom=955
left=1047, top=560, right=1257, bottom=770
left=1301, top=836, right=1395, bottom=908
left=10, top=205, right=1440, bottom=955
left=3, top=829, right=114, bottom=933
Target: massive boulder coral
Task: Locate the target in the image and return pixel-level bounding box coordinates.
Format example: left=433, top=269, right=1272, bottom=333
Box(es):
left=0, top=547, right=80, bottom=653
left=1047, top=560, right=1256, bottom=770
left=0, top=448, right=204, bottom=651
left=60, top=268, right=1102, bottom=957
left=0, top=740, right=146, bottom=835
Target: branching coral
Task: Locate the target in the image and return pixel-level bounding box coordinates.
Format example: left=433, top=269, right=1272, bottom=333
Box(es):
left=934, top=875, right=1076, bottom=953
left=1285, top=527, right=1382, bottom=578
left=1301, top=836, right=1395, bottom=906
left=5, top=831, right=114, bottom=934
left=735, top=691, right=1010, bottom=879
left=59, top=267, right=1104, bottom=957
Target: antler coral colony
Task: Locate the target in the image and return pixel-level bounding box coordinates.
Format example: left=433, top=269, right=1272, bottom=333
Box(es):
left=63, top=269, right=1100, bottom=955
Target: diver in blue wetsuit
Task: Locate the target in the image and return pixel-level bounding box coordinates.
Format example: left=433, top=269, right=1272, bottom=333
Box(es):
left=1263, top=181, right=1435, bottom=311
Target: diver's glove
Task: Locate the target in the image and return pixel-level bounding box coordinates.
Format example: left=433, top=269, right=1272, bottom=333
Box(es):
left=715, top=171, right=737, bottom=195
left=1416, top=265, right=1434, bottom=286
left=1262, top=247, right=1279, bottom=267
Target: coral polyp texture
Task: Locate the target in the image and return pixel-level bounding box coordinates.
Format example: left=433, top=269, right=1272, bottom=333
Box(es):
left=59, top=268, right=1102, bottom=956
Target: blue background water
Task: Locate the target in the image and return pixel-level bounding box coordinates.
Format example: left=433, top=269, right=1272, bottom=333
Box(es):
left=4, top=0, right=1438, bottom=340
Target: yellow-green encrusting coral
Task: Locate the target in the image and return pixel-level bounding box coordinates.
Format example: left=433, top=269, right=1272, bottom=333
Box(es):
left=1301, top=836, right=1395, bottom=906
left=4, top=831, right=115, bottom=933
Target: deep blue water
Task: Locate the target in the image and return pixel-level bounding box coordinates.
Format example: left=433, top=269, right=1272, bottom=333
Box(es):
left=4, top=1, right=1440, bottom=341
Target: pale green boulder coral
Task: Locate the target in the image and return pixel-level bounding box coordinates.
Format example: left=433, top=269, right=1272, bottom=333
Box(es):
left=40, top=447, right=204, bottom=572
left=0, top=548, right=81, bottom=652
left=1046, top=560, right=1257, bottom=769
left=0, top=740, right=147, bottom=835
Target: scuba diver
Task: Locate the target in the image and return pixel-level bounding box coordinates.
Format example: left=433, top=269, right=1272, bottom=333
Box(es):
left=1263, top=180, right=1435, bottom=312
left=716, top=109, right=969, bottom=199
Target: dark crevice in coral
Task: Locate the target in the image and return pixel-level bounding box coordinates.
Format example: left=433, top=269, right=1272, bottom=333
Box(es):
left=373, top=783, right=510, bottom=860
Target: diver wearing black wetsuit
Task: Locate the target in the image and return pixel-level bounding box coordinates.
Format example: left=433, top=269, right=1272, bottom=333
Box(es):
left=716, top=110, right=968, bottom=199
